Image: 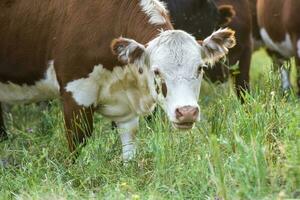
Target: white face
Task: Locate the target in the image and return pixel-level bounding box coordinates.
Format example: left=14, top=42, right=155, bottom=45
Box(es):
left=147, top=30, right=206, bottom=129
left=111, top=28, right=235, bottom=130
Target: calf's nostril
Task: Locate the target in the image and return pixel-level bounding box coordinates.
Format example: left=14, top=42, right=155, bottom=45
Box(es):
left=192, top=108, right=199, bottom=117
left=175, top=108, right=183, bottom=119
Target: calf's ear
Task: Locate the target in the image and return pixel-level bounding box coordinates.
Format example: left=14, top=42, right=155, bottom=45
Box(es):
left=111, top=37, right=146, bottom=65
left=199, top=28, right=236, bottom=65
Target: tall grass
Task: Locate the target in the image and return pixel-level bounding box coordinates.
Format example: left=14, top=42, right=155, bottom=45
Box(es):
left=0, top=50, right=299, bottom=200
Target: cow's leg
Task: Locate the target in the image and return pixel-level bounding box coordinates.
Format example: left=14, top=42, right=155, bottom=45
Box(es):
left=0, top=104, right=8, bottom=141
left=62, top=92, right=94, bottom=154
left=116, top=117, right=139, bottom=162
left=267, top=49, right=292, bottom=92
left=234, top=45, right=251, bottom=102
left=276, top=58, right=291, bottom=92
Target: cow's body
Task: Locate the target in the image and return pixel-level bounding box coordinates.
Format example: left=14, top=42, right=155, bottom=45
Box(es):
left=0, top=0, right=235, bottom=161
left=254, top=0, right=300, bottom=94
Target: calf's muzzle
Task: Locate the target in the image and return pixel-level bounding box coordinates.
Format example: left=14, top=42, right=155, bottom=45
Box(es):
left=175, top=106, right=199, bottom=122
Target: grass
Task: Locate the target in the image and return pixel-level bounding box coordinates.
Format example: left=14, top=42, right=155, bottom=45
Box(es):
left=0, top=50, right=300, bottom=200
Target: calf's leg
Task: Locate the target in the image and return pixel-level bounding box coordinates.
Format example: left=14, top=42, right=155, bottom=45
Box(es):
left=62, top=92, right=94, bottom=154
left=0, top=104, right=8, bottom=141
left=116, top=117, right=139, bottom=162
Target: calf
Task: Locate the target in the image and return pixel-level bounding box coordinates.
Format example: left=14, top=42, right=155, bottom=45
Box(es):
left=252, top=0, right=300, bottom=94
left=0, top=0, right=235, bottom=160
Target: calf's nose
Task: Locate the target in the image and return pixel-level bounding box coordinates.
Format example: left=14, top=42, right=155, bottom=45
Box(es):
left=175, top=106, right=199, bottom=122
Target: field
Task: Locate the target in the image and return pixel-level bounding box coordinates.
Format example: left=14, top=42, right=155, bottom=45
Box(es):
left=0, top=50, right=299, bottom=200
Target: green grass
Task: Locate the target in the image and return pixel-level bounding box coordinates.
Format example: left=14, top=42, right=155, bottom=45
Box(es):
left=0, top=50, right=300, bottom=200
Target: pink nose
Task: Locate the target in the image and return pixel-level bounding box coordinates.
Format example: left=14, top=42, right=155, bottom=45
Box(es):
left=175, top=106, right=199, bottom=122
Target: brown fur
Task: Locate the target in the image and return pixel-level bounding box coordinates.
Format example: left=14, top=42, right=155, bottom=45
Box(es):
left=248, top=0, right=261, bottom=41
left=0, top=0, right=173, bottom=151
left=257, top=0, right=286, bottom=42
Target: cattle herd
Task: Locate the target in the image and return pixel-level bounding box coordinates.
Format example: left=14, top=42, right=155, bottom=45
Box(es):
left=0, top=0, right=299, bottom=161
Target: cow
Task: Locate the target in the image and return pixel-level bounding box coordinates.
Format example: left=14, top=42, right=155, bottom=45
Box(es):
left=251, top=0, right=300, bottom=95
left=205, top=0, right=252, bottom=102
left=0, top=0, right=236, bottom=161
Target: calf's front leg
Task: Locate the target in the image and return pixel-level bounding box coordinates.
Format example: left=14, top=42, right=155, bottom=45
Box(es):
left=62, top=92, right=94, bottom=154
left=116, top=117, right=139, bottom=162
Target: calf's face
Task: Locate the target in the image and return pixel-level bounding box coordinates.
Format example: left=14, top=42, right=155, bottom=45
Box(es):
left=147, top=30, right=205, bottom=130
left=112, top=29, right=235, bottom=130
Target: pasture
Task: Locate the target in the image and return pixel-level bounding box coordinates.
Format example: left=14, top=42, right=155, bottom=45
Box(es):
left=0, top=50, right=299, bottom=199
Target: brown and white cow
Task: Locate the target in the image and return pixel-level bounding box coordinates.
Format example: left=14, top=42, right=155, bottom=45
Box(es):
left=0, top=0, right=235, bottom=161
left=252, top=0, right=300, bottom=94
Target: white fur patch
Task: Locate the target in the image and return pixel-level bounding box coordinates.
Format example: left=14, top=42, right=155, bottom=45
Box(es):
left=260, top=28, right=293, bottom=57
left=139, top=0, right=167, bottom=25
left=65, top=65, right=104, bottom=107
left=0, top=60, right=60, bottom=104
left=297, top=39, right=300, bottom=58
left=65, top=64, right=156, bottom=122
